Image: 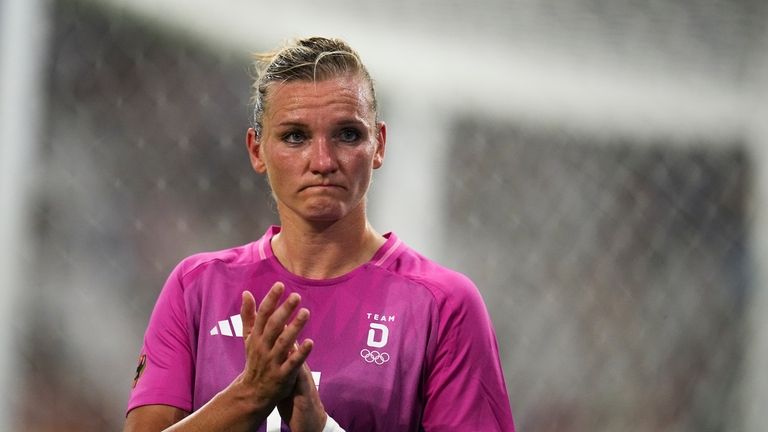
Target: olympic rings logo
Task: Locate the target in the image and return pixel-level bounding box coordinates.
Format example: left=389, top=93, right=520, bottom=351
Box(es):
left=360, top=349, right=390, bottom=365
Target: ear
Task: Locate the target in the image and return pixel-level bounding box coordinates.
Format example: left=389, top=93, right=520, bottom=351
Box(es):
left=373, top=121, right=386, bottom=169
left=246, top=127, right=267, bottom=174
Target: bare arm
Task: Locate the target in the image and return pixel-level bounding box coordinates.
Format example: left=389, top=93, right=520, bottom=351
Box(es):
left=123, top=379, right=269, bottom=432
left=124, top=405, right=187, bottom=432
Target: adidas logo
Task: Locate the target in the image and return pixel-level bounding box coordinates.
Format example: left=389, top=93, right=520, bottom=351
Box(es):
left=209, top=314, right=243, bottom=337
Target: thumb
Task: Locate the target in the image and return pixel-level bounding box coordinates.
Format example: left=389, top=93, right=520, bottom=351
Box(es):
left=240, top=291, right=256, bottom=341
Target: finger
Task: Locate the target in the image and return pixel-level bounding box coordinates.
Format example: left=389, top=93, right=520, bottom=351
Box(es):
left=295, top=359, right=315, bottom=390
left=240, top=291, right=256, bottom=341
left=262, top=292, right=301, bottom=347
left=253, top=282, right=285, bottom=335
left=301, top=360, right=314, bottom=383
left=273, top=308, right=310, bottom=360
left=281, top=338, right=313, bottom=375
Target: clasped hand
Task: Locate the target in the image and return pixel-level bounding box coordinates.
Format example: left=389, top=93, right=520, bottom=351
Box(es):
left=237, top=282, right=327, bottom=431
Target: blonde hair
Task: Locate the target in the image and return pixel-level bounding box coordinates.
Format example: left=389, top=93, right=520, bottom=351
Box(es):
left=250, top=37, right=378, bottom=136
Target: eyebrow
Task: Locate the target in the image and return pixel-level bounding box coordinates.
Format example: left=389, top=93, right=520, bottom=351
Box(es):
left=273, top=121, right=307, bottom=129
left=336, top=118, right=370, bottom=128
left=273, top=117, right=370, bottom=129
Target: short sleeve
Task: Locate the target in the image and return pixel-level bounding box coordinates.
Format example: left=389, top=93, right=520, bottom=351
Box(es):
left=126, top=261, right=194, bottom=414
left=421, top=277, right=515, bottom=431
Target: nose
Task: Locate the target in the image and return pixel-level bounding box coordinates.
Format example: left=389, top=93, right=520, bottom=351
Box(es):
left=309, top=138, right=338, bottom=175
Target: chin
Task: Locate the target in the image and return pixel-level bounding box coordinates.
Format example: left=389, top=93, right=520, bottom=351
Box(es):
left=301, top=205, right=348, bottom=222
left=281, top=196, right=365, bottom=224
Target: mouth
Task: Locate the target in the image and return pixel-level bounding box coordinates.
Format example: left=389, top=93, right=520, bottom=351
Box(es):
left=300, top=183, right=345, bottom=192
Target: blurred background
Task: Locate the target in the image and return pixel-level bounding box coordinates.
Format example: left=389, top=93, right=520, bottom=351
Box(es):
left=1, top=0, right=766, bottom=430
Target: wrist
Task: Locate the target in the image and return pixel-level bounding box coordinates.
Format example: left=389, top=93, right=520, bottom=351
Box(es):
left=167, top=379, right=276, bottom=432
left=321, top=414, right=345, bottom=432
left=221, top=377, right=275, bottom=422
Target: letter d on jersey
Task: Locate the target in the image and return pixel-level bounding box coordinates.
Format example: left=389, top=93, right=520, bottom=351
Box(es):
left=367, top=323, right=389, bottom=348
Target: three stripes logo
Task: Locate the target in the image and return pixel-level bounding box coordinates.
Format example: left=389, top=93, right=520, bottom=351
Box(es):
left=210, top=314, right=243, bottom=337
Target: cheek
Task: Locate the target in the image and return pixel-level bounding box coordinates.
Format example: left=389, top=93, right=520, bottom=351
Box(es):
left=344, top=145, right=377, bottom=169
left=266, top=167, right=293, bottom=196
left=264, top=150, right=299, bottom=175
left=262, top=156, right=288, bottom=192
left=348, top=153, right=376, bottom=188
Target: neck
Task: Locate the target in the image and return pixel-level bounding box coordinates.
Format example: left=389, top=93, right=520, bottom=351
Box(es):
left=271, top=204, right=386, bottom=279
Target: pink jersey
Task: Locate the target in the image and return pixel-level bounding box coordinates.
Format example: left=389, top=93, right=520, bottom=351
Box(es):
left=127, top=226, right=515, bottom=431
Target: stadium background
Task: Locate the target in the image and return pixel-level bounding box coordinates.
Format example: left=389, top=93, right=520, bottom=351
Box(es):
left=1, top=0, right=766, bottom=430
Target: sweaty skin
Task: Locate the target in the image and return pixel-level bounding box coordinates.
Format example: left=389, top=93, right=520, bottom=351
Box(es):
left=246, top=74, right=387, bottom=280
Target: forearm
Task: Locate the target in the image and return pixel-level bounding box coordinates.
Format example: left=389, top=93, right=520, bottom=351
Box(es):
left=164, top=378, right=273, bottom=432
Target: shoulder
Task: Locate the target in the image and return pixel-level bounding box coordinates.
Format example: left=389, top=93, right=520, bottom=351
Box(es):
left=171, top=242, right=257, bottom=285
left=384, top=241, right=481, bottom=307
left=387, top=240, right=500, bottom=368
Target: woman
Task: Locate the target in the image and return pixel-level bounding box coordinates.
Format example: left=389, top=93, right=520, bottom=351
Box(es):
left=124, top=37, right=515, bottom=431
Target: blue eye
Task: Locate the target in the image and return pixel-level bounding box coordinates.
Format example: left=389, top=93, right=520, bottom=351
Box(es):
left=282, top=131, right=305, bottom=144
left=338, top=128, right=361, bottom=143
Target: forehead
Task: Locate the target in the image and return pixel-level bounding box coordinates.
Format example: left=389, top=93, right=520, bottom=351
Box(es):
left=264, top=75, right=374, bottom=125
